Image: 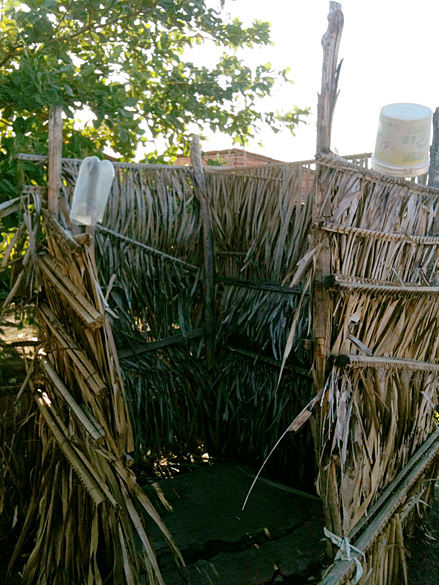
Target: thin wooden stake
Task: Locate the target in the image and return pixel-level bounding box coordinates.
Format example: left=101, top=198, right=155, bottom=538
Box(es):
left=191, top=135, right=215, bottom=365
left=48, top=106, right=63, bottom=216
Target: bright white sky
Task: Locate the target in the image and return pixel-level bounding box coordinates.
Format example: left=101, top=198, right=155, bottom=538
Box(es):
left=193, top=0, right=439, bottom=163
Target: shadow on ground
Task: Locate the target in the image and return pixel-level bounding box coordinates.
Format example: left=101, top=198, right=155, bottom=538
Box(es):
left=144, top=461, right=325, bottom=585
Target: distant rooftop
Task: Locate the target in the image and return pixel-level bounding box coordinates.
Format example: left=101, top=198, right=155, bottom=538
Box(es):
left=175, top=148, right=286, bottom=168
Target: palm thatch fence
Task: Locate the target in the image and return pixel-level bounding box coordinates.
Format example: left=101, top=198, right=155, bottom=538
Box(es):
left=53, top=151, right=318, bottom=486
left=314, top=154, right=439, bottom=585
left=2, top=183, right=184, bottom=584
left=2, top=142, right=439, bottom=585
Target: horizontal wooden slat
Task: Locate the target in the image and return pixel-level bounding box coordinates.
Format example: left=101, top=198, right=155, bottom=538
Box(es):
left=318, top=221, right=439, bottom=245
left=316, top=153, right=439, bottom=196
left=0, top=196, right=21, bottom=219
left=118, top=328, right=205, bottom=360
left=216, top=251, right=247, bottom=257
left=21, top=185, right=47, bottom=196
left=222, top=345, right=312, bottom=378
left=15, top=152, right=192, bottom=170
left=333, top=353, right=439, bottom=372
left=217, top=276, right=306, bottom=295
left=324, top=274, right=439, bottom=296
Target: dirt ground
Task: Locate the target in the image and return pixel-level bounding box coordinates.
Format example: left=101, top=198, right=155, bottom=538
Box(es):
left=407, top=492, right=439, bottom=585
left=0, top=310, right=37, bottom=383
left=144, top=461, right=325, bottom=585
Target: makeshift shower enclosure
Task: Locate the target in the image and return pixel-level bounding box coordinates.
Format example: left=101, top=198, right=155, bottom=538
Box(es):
left=3, top=2, right=439, bottom=585
left=7, top=144, right=439, bottom=585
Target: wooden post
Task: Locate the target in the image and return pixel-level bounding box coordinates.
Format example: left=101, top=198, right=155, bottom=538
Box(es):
left=190, top=136, right=215, bottom=365
left=314, top=5, right=343, bottom=372
left=316, top=2, right=344, bottom=155
left=428, top=107, right=439, bottom=188
left=313, top=1, right=344, bottom=557
left=48, top=106, right=63, bottom=216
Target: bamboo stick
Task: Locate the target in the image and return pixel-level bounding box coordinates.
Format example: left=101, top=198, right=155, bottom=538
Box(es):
left=394, top=513, right=408, bottom=585
left=47, top=106, right=63, bottom=216
left=333, top=354, right=439, bottom=372
left=320, top=221, right=439, bottom=244
left=15, top=353, right=38, bottom=404
left=386, top=518, right=396, bottom=585
left=96, top=225, right=198, bottom=271
left=118, top=327, right=205, bottom=359
left=217, top=276, right=306, bottom=295
left=316, top=2, right=343, bottom=154
left=314, top=2, right=345, bottom=556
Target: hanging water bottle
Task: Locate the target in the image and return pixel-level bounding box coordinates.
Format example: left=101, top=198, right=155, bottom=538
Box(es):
left=70, top=156, right=115, bottom=226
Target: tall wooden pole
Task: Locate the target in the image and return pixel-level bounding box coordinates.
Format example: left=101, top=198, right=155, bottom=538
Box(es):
left=313, top=2, right=344, bottom=557
left=48, top=106, right=63, bottom=216
left=190, top=136, right=215, bottom=365
left=314, top=4, right=343, bottom=375
left=316, top=2, right=344, bottom=155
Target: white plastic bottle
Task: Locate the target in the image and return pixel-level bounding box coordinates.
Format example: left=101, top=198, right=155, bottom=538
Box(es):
left=70, top=156, right=115, bottom=225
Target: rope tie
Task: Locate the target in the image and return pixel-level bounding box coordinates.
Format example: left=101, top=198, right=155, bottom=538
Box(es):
left=324, top=528, right=364, bottom=584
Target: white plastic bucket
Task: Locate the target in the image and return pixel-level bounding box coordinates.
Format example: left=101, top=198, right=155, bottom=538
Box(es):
left=371, top=103, right=432, bottom=177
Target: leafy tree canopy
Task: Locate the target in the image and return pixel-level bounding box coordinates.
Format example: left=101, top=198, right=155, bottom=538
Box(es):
left=0, top=0, right=309, bottom=165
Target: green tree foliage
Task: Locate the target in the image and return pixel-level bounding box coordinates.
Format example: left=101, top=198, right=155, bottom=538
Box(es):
left=0, top=0, right=309, bottom=162
left=0, top=0, right=310, bottom=297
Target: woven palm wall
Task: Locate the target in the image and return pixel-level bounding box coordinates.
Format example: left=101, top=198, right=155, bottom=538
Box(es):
left=313, top=155, right=439, bottom=585
left=205, top=162, right=315, bottom=484
left=57, top=158, right=317, bottom=486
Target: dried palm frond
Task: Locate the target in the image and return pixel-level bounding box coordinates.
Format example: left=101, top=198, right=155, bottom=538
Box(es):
left=7, top=209, right=185, bottom=584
